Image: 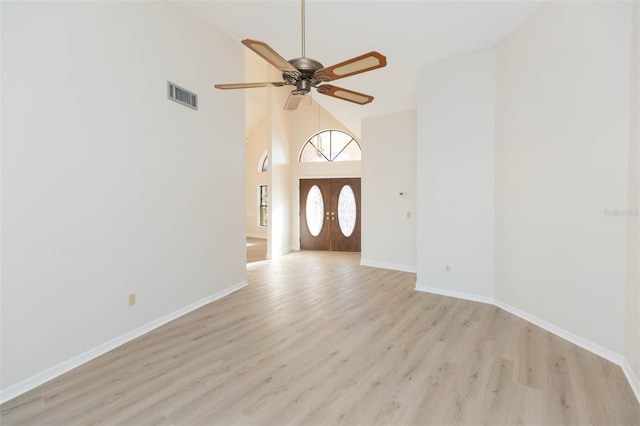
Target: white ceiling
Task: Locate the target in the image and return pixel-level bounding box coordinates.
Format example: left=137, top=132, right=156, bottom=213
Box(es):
left=181, top=0, right=540, bottom=135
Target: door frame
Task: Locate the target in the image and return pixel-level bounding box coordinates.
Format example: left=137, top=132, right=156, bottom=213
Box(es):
left=299, top=177, right=361, bottom=252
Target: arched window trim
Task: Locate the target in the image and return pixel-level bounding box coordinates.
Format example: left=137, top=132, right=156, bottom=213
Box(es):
left=258, top=151, right=268, bottom=172
left=298, top=129, right=361, bottom=163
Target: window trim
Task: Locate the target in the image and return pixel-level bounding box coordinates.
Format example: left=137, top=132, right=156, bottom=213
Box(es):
left=298, top=129, right=361, bottom=163
left=258, top=151, right=268, bottom=173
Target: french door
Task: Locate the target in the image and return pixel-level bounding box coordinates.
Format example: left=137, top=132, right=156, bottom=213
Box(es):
left=300, top=178, right=361, bottom=252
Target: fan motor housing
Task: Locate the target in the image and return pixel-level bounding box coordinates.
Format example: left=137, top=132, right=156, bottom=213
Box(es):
left=288, top=57, right=324, bottom=72
left=286, top=57, right=324, bottom=93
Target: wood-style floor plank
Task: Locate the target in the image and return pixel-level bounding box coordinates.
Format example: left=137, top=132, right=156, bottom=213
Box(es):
left=246, top=238, right=267, bottom=264
left=2, top=250, right=639, bottom=425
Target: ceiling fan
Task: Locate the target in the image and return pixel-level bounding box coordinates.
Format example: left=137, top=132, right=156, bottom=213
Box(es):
left=214, top=0, right=387, bottom=110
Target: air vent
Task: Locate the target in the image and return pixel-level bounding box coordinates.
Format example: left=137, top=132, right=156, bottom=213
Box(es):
left=167, top=81, right=197, bottom=110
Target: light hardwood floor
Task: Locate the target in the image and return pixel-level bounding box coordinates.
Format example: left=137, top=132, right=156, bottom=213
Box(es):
left=246, top=237, right=267, bottom=264
left=2, top=251, right=639, bottom=425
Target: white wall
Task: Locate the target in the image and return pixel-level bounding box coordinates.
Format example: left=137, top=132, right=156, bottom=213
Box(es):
left=416, top=49, right=496, bottom=300
left=245, top=47, right=269, bottom=135
left=361, top=110, right=417, bottom=272
left=246, top=116, right=268, bottom=239
left=1, top=1, right=245, bottom=394
left=245, top=48, right=269, bottom=239
left=625, top=0, right=640, bottom=384
left=495, top=0, right=631, bottom=355
left=268, top=77, right=293, bottom=258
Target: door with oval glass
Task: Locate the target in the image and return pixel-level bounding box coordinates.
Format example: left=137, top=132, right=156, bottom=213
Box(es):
left=300, top=178, right=361, bottom=252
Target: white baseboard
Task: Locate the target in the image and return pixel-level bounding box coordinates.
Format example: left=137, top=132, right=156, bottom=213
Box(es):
left=492, top=299, right=624, bottom=366
left=246, top=233, right=267, bottom=239
left=414, top=284, right=639, bottom=404
left=269, top=246, right=291, bottom=259
left=415, top=283, right=493, bottom=305
left=622, top=358, right=640, bottom=403
left=0, top=280, right=247, bottom=405
left=361, top=259, right=416, bottom=273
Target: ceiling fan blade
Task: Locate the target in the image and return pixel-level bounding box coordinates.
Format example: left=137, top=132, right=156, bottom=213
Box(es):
left=283, top=92, right=305, bottom=110
left=241, top=39, right=301, bottom=76
left=316, top=85, right=374, bottom=105
left=314, top=51, right=386, bottom=82
left=215, top=82, right=286, bottom=90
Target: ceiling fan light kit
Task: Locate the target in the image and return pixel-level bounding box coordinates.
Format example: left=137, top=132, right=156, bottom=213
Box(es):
left=214, top=0, right=387, bottom=110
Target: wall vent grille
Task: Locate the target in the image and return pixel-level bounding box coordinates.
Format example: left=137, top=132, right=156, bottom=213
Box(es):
left=167, top=82, right=197, bottom=110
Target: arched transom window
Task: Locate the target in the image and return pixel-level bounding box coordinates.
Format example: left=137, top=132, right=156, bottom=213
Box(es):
left=299, top=130, right=361, bottom=163
left=258, top=151, right=268, bottom=172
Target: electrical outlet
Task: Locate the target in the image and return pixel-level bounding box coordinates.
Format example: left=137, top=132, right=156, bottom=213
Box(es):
left=129, top=293, right=136, bottom=306
left=445, top=265, right=451, bottom=273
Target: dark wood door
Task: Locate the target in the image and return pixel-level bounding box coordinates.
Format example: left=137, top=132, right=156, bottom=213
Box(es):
left=330, top=178, right=361, bottom=252
left=300, top=178, right=361, bottom=252
left=300, top=179, right=331, bottom=250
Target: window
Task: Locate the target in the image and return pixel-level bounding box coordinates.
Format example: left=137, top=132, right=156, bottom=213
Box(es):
left=259, top=185, right=268, bottom=227
left=258, top=152, right=268, bottom=173
left=299, top=130, right=360, bottom=162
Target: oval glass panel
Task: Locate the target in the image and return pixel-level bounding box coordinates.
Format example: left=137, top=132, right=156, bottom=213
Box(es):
left=306, top=185, right=324, bottom=237
left=337, top=185, right=356, bottom=237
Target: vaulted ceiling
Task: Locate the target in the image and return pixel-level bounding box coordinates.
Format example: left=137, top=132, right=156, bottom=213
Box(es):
left=182, top=0, right=540, bottom=135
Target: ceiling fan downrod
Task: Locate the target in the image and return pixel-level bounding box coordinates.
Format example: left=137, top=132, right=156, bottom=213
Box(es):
left=301, top=0, right=306, bottom=58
